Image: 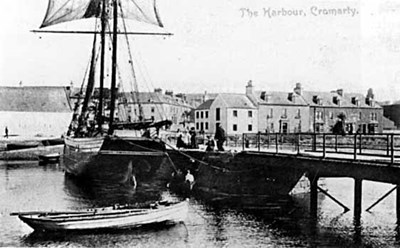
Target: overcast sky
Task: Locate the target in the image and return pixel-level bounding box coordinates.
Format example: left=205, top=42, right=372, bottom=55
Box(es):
left=1, top=0, right=400, bottom=101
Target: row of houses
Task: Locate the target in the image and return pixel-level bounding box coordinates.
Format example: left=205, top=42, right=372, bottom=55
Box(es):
left=193, top=82, right=393, bottom=136
left=0, top=83, right=396, bottom=138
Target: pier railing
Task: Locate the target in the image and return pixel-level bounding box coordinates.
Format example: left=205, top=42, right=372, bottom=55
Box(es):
left=239, top=132, right=400, bottom=165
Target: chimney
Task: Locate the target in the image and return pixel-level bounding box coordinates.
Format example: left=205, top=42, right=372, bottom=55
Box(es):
left=203, top=91, right=208, bottom=102
left=246, top=80, right=254, bottom=96
left=154, top=88, right=162, bottom=94
left=294, top=83, right=302, bottom=95
left=165, top=90, right=173, bottom=96
left=337, top=89, right=344, bottom=97
left=367, top=88, right=374, bottom=99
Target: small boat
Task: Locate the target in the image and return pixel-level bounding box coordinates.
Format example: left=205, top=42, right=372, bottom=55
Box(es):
left=38, top=153, right=60, bottom=164
left=7, top=142, right=39, bottom=151
left=11, top=200, right=188, bottom=232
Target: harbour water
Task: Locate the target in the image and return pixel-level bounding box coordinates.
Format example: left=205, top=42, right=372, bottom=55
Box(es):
left=1, top=160, right=400, bottom=247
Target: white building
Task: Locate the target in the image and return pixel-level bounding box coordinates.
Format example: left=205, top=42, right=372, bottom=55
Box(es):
left=0, top=86, right=72, bottom=138
left=194, top=92, right=258, bottom=136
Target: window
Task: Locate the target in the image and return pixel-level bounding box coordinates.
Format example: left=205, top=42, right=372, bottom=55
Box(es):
left=281, top=123, right=288, bottom=134
left=233, top=110, right=238, bottom=117
left=151, top=107, right=155, bottom=113
left=248, top=124, right=252, bottom=131
left=205, top=122, right=209, bottom=130
left=268, top=109, right=273, bottom=118
left=359, top=112, right=362, bottom=120
left=216, top=108, right=220, bottom=121
left=281, top=109, right=287, bottom=118
left=248, top=111, right=252, bottom=118
left=196, top=111, right=199, bottom=119
left=370, top=112, right=377, bottom=121
left=205, top=111, right=209, bottom=118
left=296, top=109, right=301, bottom=119
left=201, top=111, right=204, bottom=119
left=329, top=112, right=333, bottom=119
left=196, top=122, right=199, bottom=130
left=233, top=124, right=237, bottom=131
left=200, top=122, right=204, bottom=131
left=316, top=111, right=323, bottom=120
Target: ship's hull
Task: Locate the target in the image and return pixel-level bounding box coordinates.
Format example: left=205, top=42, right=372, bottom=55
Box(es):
left=63, top=136, right=306, bottom=207
left=167, top=150, right=305, bottom=209
left=63, top=136, right=174, bottom=185
left=63, top=136, right=104, bottom=177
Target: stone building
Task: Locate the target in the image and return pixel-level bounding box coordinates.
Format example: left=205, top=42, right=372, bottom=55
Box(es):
left=297, top=85, right=384, bottom=133
left=0, top=86, right=72, bottom=137
left=249, top=83, right=310, bottom=133
left=194, top=92, right=258, bottom=136
left=119, top=89, right=193, bottom=130
left=382, top=102, right=400, bottom=129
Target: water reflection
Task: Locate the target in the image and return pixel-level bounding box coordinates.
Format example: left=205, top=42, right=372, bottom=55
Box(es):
left=63, top=175, right=170, bottom=207
left=22, top=223, right=189, bottom=247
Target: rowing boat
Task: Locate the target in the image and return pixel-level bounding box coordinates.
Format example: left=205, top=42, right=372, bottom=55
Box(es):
left=11, top=200, right=188, bottom=232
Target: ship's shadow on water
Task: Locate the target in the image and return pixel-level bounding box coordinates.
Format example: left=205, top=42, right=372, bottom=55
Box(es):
left=21, top=222, right=189, bottom=247
left=63, top=174, right=167, bottom=207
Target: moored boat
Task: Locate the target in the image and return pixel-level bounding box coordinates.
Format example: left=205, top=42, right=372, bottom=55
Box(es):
left=168, top=150, right=305, bottom=211
left=7, top=142, right=39, bottom=151
left=11, top=200, right=188, bottom=232
left=38, top=153, right=60, bottom=164
left=64, top=136, right=175, bottom=184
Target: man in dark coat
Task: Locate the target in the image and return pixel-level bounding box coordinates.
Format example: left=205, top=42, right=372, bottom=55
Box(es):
left=214, top=125, right=226, bottom=151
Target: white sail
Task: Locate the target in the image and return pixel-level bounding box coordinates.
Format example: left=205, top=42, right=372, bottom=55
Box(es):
left=41, top=0, right=163, bottom=28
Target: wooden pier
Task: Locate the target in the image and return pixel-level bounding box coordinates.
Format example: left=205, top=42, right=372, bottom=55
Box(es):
left=231, top=132, right=400, bottom=222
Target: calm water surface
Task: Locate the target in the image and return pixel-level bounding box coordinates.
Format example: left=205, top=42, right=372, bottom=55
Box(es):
left=1, top=160, right=400, bottom=247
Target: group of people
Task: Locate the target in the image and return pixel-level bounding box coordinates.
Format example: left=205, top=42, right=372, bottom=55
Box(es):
left=176, top=125, right=226, bottom=152
left=176, top=127, right=197, bottom=149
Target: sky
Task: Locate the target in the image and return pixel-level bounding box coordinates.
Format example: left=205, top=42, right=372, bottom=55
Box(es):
left=1, top=0, right=400, bottom=102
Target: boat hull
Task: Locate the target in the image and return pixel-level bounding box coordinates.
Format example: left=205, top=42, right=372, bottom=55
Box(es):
left=63, top=136, right=104, bottom=176
left=18, top=201, right=188, bottom=232
left=63, top=136, right=175, bottom=184
left=168, top=150, right=305, bottom=209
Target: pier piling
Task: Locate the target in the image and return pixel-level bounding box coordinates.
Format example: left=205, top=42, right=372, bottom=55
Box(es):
left=309, top=175, right=319, bottom=219
left=354, top=179, right=362, bottom=221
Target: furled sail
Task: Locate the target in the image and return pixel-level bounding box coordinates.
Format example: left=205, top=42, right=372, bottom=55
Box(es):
left=41, top=0, right=164, bottom=28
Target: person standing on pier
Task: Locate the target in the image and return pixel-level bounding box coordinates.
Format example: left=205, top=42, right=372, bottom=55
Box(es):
left=189, top=127, right=197, bottom=149
left=214, top=125, right=226, bottom=151
left=4, top=126, right=8, bottom=138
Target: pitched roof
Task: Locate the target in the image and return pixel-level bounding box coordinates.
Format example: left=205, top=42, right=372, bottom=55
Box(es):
left=196, top=99, right=214, bottom=110
left=300, top=91, right=381, bottom=108
left=0, top=86, right=72, bottom=112
left=218, top=93, right=257, bottom=109
left=255, top=91, right=308, bottom=106
left=122, top=92, right=192, bottom=108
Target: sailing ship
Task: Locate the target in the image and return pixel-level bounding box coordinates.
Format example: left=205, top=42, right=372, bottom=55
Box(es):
left=38, top=0, right=174, bottom=183
left=38, top=1, right=306, bottom=206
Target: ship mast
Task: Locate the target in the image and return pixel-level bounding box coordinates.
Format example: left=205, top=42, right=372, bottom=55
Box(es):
left=108, top=0, right=118, bottom=135
left=97, top=0, right=108, bottom=133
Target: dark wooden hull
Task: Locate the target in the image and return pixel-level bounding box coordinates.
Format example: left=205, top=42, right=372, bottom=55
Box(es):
left=168, top=150, right=305, bottom=208
left=62, top=136, right=174, bottom=185
left=7, top=142, right=39, bottom=151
